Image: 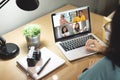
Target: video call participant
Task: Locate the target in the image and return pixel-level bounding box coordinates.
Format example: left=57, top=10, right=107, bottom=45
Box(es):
left=59, top=14, right=68, bottom=26
left=73, top=10, right=86, bottom=23
left=73, top=22, right=81, bottom=34
left=61, top=26, right=70, bottom=37
left=78, top=5, right=120, bottom=80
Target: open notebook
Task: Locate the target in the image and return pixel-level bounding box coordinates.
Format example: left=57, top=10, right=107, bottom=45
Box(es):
left=17, top=47, right=65, bottom=80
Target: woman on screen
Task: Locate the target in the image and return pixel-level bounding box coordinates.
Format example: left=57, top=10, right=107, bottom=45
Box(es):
left=61, top=26, right=70, bottom=37
left=73, top=22, right=81, bottom=34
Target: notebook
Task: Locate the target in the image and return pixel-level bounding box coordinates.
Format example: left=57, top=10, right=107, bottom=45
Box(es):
left=51, top=6, right=105, bottom=61
left=17, top=47, right=65, bottom=80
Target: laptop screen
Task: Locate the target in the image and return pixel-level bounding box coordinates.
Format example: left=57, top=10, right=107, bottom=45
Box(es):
left=51, top=6, right=91, bottom=42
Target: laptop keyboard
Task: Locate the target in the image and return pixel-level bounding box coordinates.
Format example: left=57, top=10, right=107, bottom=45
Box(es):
left=60, top=35, right=95, bottom=52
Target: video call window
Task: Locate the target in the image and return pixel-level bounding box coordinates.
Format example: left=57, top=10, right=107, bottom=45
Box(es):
left=52, top=7, right=90, bottom=39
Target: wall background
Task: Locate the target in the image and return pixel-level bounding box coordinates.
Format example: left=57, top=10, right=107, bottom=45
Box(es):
left=0, top=0, right=119, bottom=35
left=69, top=0, right=119, bottom=16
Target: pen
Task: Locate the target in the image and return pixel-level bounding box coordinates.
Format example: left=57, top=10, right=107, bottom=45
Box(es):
left=37, top=58, right=51, bottom=75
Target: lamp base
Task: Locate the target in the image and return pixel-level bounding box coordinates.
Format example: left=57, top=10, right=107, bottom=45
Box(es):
left=0, top=43, right=19, bottom=60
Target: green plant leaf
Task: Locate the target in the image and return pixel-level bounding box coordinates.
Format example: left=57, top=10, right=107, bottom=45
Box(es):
left=23, top=24, right=40, bottom=37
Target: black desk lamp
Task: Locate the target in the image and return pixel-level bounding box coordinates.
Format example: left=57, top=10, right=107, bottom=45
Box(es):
left=16, top=0, right=39, bottom=11
left=0, top=36, right=19, bottom=59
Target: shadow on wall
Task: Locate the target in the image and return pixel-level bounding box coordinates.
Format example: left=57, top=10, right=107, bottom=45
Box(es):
left=69, top=0, right=119, bottom=16
left=97, top=0, right=119, bottom=16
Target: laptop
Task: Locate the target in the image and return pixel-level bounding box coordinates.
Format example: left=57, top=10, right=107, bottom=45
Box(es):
left=51, top=6, right=105, bottom=61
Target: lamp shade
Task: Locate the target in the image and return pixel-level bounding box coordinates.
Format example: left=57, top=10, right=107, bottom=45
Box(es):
left=16, top=0, right=39, bottom=11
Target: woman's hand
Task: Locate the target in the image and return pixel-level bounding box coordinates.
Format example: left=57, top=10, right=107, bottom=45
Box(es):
left=85, top=39, right=105, bottom=52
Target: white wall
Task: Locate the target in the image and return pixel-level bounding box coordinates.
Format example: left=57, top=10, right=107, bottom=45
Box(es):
left=0, top=0, right=68, bottom=35
left=1, top=0, right=118, bottom=35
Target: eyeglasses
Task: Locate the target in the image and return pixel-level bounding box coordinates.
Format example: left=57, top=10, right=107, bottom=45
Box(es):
left=103, top=22, right=111, bottom=43
left=103, top=22, right=111, bottom=33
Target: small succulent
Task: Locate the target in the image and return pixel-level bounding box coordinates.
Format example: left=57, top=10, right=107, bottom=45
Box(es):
left=23, top=24, right=40, bottom=37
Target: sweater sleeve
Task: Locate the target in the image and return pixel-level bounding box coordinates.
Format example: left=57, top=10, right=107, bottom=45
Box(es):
left=78, top=57, right=116, bottom=80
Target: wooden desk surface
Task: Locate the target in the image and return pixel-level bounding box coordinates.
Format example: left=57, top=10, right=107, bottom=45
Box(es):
left=1, top=5, right=110, bottom=80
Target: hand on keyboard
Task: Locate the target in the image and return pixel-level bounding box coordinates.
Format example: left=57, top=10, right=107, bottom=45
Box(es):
left=85, top=39, right=106, bottom=52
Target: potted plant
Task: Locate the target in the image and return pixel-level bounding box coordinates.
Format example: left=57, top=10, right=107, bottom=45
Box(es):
left=23, top=24, right=41, bottom=49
